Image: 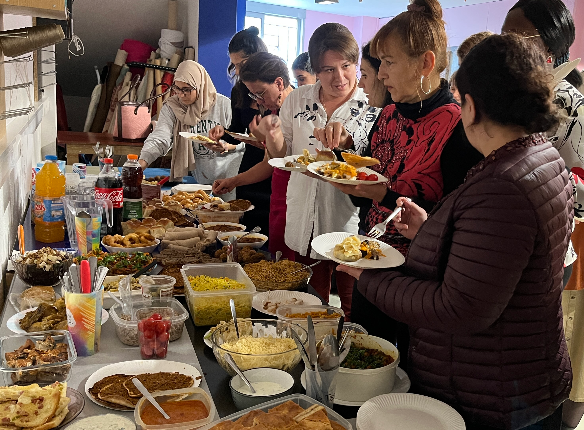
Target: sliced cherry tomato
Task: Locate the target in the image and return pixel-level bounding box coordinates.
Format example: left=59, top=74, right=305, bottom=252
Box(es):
left=366, top=174, right=378, bottom=181
left=150, top=313, right=163, bottom=321
left=357, top=172, right=368, bottom=181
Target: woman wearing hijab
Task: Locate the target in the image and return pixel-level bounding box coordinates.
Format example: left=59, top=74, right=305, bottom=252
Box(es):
left=138, top=60, right=242, bottom=200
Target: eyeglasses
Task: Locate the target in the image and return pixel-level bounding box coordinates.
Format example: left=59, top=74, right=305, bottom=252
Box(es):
left=248, top=88, right=268, bottom=102
left=171, top=84, right=197, bottom=96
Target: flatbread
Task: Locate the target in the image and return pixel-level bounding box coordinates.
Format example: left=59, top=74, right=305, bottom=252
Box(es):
left=268, top=400, right=305, bottom=419
left=341, top=152, right=380, bottom=168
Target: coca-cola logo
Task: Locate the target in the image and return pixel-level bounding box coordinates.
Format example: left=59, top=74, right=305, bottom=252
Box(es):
left=95, top=188, right=123, bottom=208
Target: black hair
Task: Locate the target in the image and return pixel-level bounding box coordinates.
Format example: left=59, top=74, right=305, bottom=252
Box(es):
left=240, top=52, right=291, bottom=87
left=228, top=27, right=268, bottom=109
left=361, top=42, right=393, bottom=108
left=291, top=52, right=313, bottom=74
left=510, top=0, right=582, bottom=88
left=456, top=34, right=558, bottom=134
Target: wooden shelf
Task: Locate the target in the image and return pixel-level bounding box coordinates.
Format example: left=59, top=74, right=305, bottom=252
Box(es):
left=0, top=0, right=66, bottom=20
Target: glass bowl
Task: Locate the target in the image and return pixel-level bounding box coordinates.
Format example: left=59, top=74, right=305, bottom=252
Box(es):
left=211, top=319, right=308, bottom=376
left=11, top=250, right=74, bottom=286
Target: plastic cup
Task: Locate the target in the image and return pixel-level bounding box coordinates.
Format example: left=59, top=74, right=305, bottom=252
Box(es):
left=138, top=315, right=171, bottom=359
left=304, top=364, right=339, bottom=409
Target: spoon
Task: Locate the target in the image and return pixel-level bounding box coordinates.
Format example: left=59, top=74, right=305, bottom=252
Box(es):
left=291, top=328, right=311, bottom=369
left=107, top=291, right=124, bottom=308
left=230, top=298, right=240, bottom=338
left=336, top=315, right=344, bottom=346
left=275, top=251, right=282, bottom=263
left=224, top=352, right=256, bottom=394
left=289, top=261, right=321, bottom=276
left=131, top=377, right=170, bottom=420
left=339, top=336, right=352, bottom=364
left=236, top=226, right=261, bottom=243
left=318, top=334, right=339, bottom=372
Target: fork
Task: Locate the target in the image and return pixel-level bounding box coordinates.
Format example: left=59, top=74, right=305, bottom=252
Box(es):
left=367, top=206, right=403, bottom=239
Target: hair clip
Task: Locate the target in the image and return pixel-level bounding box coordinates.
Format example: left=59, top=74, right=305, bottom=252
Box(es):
left=407, top=4, right=425, bottom=12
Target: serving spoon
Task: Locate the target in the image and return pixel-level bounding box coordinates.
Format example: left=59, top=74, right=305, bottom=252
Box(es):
left=131, top=378, right=170, bottom=420
left=225, top=352, right=256, bottom=394
left=236, top=226, right=261, bottom=243
left=230, top=298, right=240, bottom=338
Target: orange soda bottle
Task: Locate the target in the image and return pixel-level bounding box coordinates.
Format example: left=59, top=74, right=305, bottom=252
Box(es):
left=34, top=155, right=66, bottom=243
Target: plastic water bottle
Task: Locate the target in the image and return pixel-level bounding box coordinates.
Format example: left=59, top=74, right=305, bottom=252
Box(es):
left=34, top=155, right=66, bottom=243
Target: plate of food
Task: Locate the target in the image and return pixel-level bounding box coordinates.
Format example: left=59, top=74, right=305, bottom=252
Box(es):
left=224, top=130, right=258, bottom=142
left=201, top=221, right=246, bottom=233
left=9, top=285, right=61, bottom=312
left=76, top=251, right=154, bottom=276
left=7, top=306, right=109, bottom=334
left=252, top=291, right=323, bottom=316
left=171, top=183, right=213, bottom=194
left=0, top=381, right=79, bottom=429
left=312, top=232, right=405, bottom=269
left=101, top=233, right=160, bottom=253
left=179, top=132, right=219, bottom=145
left=85, top=360, right=202, bottom=411
left=308, top=161, right=388, bottom=185
left=102, top=275, right=143, bottom=309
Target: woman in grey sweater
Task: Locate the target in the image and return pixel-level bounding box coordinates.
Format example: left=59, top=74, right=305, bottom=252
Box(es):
left=139, top=61, right=243, bottom=200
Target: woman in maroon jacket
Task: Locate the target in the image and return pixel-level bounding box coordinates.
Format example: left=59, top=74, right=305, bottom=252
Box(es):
left=340, top=34, right=573, bottom=429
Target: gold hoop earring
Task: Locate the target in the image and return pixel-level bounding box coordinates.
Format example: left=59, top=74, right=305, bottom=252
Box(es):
left=420, top=75, right=432, bottom=95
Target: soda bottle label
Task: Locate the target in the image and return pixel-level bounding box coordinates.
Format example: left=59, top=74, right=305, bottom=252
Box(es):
left=123, top=198, right=143, bottom=220
left=95, top=187, right=123, bottom=208
left=34, top=196, right=64, bottom=223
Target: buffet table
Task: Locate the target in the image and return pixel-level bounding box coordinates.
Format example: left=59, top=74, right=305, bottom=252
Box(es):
left=2, top=203, right=361, bottom=427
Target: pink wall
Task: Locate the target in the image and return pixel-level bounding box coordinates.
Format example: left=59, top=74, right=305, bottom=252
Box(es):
left=304, top=0, right=583, bottom=71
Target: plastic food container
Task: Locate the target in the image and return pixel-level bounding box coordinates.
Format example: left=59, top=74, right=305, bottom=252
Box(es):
left=230, top=368, right=294, bottom=410
left=276, top=305, right=344, bottom=342
left=0, top=330, right=77, bottom=385
left=197, top=394, right=353, bottom=430
left=211, top=319, right=308, bottom=376
left=336, top=333, right=400, bottom=403
left=180, top=263, right=256, bottom=326
left=134, top=387, right=215, bottom=430
left=139, top=275, right=176, bottom=300
left=109, top=298, right=188, bottom=346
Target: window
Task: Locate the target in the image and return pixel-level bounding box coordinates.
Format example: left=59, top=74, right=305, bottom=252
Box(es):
left=244, top=6, right=303, bottom=79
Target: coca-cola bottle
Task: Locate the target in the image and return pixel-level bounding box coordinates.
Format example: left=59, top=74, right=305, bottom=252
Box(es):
left=95, top=158, right=123, bottom=235
left=122, top=154, right=143, bottom=220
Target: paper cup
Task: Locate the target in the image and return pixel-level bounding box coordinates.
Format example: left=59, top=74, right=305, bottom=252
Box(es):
left=64, top=287, right=103, bottom=356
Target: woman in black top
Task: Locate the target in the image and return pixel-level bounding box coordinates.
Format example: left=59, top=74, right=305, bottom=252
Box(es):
left=210, top=26, right=272, bottom=235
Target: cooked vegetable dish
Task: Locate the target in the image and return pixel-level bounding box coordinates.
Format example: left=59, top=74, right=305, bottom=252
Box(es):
left=340, top=344, right=394, bottom=369
left=76, top=250, right=153, bottom=275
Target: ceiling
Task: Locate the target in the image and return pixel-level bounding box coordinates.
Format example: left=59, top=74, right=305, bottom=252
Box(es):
left=249, top=0, right=502, bottom=18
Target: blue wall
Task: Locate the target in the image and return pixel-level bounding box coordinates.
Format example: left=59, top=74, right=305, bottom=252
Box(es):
left=198, top=0, right=246, bottom=97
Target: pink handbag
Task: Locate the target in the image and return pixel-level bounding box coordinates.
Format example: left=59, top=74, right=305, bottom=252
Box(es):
left=113, top=81, right=170, bottom=142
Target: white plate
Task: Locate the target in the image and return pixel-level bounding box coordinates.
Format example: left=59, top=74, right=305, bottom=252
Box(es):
left=225, top=130, right=258, bottom=142
left=268, top=156, right=309, bottom=172
left=311, top=232, right=405, bottom=269
left=84, top=359, right=202, bottom=411
left=179, top=131, right=217, bottom=144
left=356, top=393, right=465, bottom=430
left=301, top=367, right=410, bottom=407
left=171, top=183, right=213, bottom=194
left=307, top=161, right=388, bottom=185
left=252, top=291, right=323, bottom=317
left=217, top=231, right=268, bottom=249
left=7, top=308, right=109, bottom=334
left=101, top=239, right=160, bottom=254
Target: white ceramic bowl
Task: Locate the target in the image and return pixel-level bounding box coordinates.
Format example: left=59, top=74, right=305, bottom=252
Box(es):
left=229, top=368, right=294, bottom=410
left=217, top=231, right=268, bottom=249
left=336, top=333, right=400, bottom=403
left=101, top=239, right=160, bottom=254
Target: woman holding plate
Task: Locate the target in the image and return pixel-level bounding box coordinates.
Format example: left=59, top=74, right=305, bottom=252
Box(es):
left=138, top=61, right=240, bottom=200
left=256, top=23, right=380, bottom=318
left=211, top=52, right=296, bottom=260
left=340, top=34, right=573, bottom=429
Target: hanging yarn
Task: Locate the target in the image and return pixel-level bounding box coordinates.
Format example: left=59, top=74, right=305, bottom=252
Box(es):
left=0, top=24, right=65, bottom=58
left=159, top=29, right=184, bottom=60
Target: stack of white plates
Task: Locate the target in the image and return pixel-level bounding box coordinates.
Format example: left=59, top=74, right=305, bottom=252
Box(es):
left=356, top=393, right=465, bottom=429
